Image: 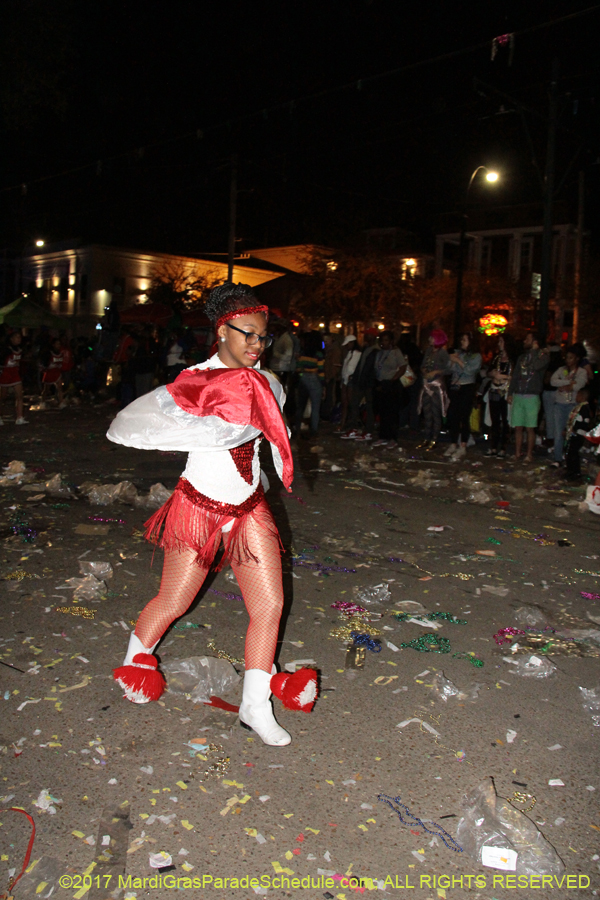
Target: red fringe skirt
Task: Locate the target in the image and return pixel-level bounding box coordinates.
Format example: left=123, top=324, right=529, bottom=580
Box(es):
left=143, top=477, right=281, bottom=570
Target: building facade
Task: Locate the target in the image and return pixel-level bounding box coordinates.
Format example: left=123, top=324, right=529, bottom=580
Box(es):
left=14, top=243, right=284, bottom=320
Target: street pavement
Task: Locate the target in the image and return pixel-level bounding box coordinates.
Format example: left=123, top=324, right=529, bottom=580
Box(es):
left=1, top=406, right=599, bottom=900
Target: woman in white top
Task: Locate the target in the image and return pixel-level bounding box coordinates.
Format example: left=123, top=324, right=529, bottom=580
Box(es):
left=108, top=283, right=316, bottom=745
left=550, top=345, right=588, bottom=464
left=338, top=335, right=361, bottom=431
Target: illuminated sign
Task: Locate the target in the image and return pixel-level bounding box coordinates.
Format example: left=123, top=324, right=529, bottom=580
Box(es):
left=478, top=313, right=507, bottom=336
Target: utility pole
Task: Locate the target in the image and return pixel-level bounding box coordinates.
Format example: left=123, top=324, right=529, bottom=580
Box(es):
left=538, top=60, right=559, bottom=344
left=227, top=153, right=238, bottom=282
left=454, top=212, right=468, bottom=344
left=572, top=170, right=584, bottom=342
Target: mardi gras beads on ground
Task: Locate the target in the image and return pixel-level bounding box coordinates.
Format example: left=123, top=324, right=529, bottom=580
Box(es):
left=197, top=743, right=230, bottom=780
left=330, top=618, right=381, bottom=642
left=9, top=509, right=38, bottom=542
left=494, top=626, right=526, bottom=645
left=55, top=605, right=95, bottom=619
left=452, top=651, right=484, bottom=667
left=398, top=633, right=451, bottom=653
left=350, top=632, right=382, bottom=653
left=4, top=570, right=39, bottom=581
left=331, top=600, right=367, bottom=615
left=206, top=639, right=243, bottom=666
left=378, top=794, right=463, bottom=853
left=394, top=611, right=467, bottom=625
left=208, top=588, right=243, bottom=603
left=506, top=790, right=536, bottom=813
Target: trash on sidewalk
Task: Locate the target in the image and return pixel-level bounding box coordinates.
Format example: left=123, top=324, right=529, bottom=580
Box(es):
left=408, top=469, right=449, bottom=491
left=162, top=656, right=241, bottom=704
left=33, top=789, right=62, bottom=815
left=456, top=778, right=564, bottom=877
left=44, top=473, right=76, bottom=499
left=0, top=460, right=37, bottom=486
left=80, top=480, right=138, bottom=506
left=136, top=482, right=173, bottom=509
left=63, top=574, right=106, bottom=600
left=354, top=583, right=391, bottom=605
left=579, top=685, right=600, bottom=726
left=78, top=560, right=113, bottom=580
left=430, top=671, right=460, bottom=701
left=503, top=655, right=556, bottom=678
left=430, top=672, right=487, bottom=702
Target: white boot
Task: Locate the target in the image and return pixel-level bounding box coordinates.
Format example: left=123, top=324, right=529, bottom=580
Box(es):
left=123, top=632, right=158, bottom=666
left=443, top=443, right=457, bottom=457
left=239, top=669, right=291, bottom=747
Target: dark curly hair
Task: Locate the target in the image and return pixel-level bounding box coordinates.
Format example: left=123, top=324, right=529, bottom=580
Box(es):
left=205, top=282, right=259, bottom=325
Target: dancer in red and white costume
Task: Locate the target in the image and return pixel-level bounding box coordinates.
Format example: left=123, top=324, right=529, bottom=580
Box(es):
left=0, top=331, right=28, bottom=425
left=108, top=283, right=317, bottom=746
left=40, top=337, right=66, bottom=408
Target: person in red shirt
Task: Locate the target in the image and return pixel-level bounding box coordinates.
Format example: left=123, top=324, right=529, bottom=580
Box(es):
left=40, top=337, right=66, bottom=408
left=60, top=334, right=75, bottom=391
left=0, top=331, right=28, bottom=425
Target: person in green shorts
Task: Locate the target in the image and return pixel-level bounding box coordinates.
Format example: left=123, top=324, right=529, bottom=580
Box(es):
left=507, top=333, right=549, bottom=463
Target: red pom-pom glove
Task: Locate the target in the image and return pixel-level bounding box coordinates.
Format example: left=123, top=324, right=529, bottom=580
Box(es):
left=113, top=653, right=165, bottom=704
left=270, top=668, right=318, bottom=712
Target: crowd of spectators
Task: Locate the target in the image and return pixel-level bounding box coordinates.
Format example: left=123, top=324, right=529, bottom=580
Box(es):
left=0, top=302, right=216, bottom=421
left=2, top=307, right=597, bottom=481
left=282, top=324, right=597, bottom=482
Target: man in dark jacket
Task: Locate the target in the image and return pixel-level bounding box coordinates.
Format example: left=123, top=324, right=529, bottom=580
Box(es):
left=341, top=329, right=379, bottom=440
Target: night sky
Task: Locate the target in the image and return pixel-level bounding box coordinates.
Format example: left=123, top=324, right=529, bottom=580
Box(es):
left=2, top=0, right=599, bottom=256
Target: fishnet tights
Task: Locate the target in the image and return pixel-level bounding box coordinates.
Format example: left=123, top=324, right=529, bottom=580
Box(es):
left=135, top=504, right=283, bottom=673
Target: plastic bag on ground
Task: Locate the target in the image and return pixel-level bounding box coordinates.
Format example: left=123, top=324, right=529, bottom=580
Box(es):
left=456, top=778, right=564, bottom=877
left=408, top=469, right=449, bottom=491
left=80, top=482, right=120, bottom=505
left=163, top=656, right=241, bottom=703
left=0, top=460, right=36, bottom=486
left=513, top=605, right=549, bottom=629
left=430, top=672, right=486, bottom=702
left=112, top=480, right=139, bottom=504
left=430, top=671, right=460, bottom=702
left=80, top=480, right=138, bottom=505
left=503, top=654, right=556, bottom=678
left=579, top=685, right=600, bottom=726
left=395, top=600, right=427, bottom=614
left=45, top=473, right=76, bottom=499
left=64, top=574, right=107, bottom=600
left=467, top=489, right=493, bottom=504
left=354, top=583, right=391, bottom=605
left=8, top=855, right=67, bottom=899
left=78, top=560, right=113, bottom=580
left=134, top=483, right=172, bottom=509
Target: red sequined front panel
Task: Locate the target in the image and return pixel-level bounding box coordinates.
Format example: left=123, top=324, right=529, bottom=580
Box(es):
left=229, top=437, right=259, bottom=484
left=175, top=477, right=264, bottom=518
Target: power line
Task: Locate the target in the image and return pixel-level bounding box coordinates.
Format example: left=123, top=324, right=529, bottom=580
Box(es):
left=2, top=2, right=600, bottom=197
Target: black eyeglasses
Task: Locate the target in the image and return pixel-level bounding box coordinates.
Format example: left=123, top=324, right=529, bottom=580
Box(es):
left=226, top=322, right=273, bottom=348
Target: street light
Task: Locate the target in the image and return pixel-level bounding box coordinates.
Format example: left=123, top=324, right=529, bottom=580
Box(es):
left=35, top=239, right=45, bottom=247
left=454, top=166, right=499, bottom=342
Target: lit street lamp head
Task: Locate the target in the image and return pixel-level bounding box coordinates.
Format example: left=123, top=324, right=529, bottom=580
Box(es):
left=485, top=170, right=499, bottom=182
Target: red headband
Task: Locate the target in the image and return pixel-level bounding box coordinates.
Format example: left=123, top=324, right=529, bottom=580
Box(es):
left=216, top=305, right=269, bottom=330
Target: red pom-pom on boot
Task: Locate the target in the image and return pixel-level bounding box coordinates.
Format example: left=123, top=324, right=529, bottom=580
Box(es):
left=270, top=668, right=318, bottom=712
left=113, top=653, right=165, bottom=704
